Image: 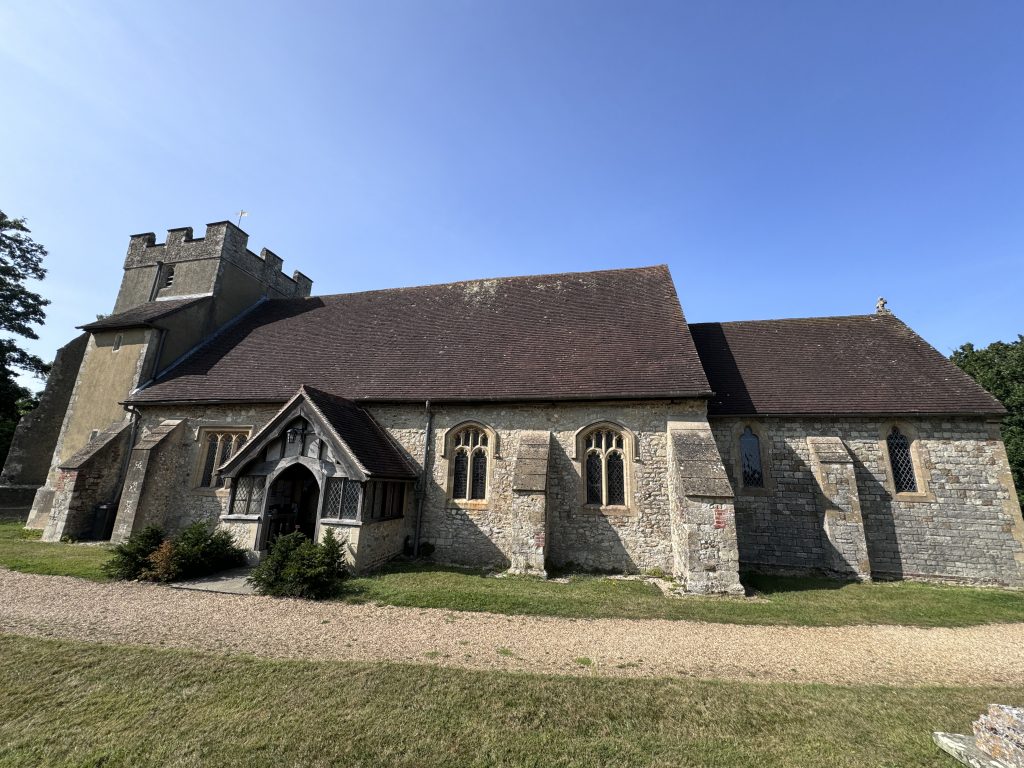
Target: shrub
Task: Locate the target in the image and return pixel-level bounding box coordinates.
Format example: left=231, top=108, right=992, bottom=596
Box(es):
left=171, top=522, right=247, bottom=580
left=102, top=526, right=165, bottom=581
left=248, top=529, right=348, bottom=600
left=102, top=522, right=246, bottom=583
left=143, top=540, right=178, bottom=583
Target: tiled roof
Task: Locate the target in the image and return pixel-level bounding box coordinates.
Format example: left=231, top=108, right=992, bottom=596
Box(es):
left=690, top=314, right=1005, bottom=416
left=79, top=297, right=210, bottom=331
left=302, top=387, right=418, bottom=478
left=130, top=266, right=710, bottom=404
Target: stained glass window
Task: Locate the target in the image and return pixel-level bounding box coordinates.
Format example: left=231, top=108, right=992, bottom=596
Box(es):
left=450, top=425, right=491, bottom=501
left=583, top=426, right=628, bottom=506
left=197, top=430, right=250, bottom=488
left=740, top=427, right=764, bottom=488
left=453, top=451, right=469, bottom=499
left=470, top=451, right=487, bottom=499
left=606, top=452, right=625, bottom=505
left=586, top=452, right=603, bottom=505
left=887, top=427, right=917, bottom=493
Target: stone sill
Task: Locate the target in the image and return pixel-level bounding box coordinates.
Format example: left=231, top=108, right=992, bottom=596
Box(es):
left=194, top=487, right=230, bottom=498
left=576, top=505, right=633, bottom=519
left=446, top=500, right=490, bottom=512
left=220, top=514, right=260, bottom=522
left=321, top=516, right=405, bottom=527
left=891, top=491, right=937, bottom=503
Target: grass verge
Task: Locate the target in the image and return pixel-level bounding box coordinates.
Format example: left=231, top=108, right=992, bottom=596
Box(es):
left=0, top=633, right=1019, bottom=767
left=340, top=562, right=1024, bottom=627
left=4, top=518, right=1024, bottom=628
left=0, top=520, right=110, bottom=581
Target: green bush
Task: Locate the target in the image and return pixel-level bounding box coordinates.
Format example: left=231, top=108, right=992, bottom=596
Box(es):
left=247, top=529, right=347, bottom=600
left=103, top=523, right=246, bottom=583
left=102, top=526, right=165, bottom=581
left=170, top=522, right=247, bottom=580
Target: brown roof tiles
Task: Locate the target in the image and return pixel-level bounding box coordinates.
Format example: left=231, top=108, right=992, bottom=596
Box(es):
left=131, top=265, right=710, bottom=404
left=689, top=314, right=1004, bottom=416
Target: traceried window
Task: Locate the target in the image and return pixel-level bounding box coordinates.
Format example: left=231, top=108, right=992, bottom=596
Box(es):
left=197, top=430, right=249, bottom=488
left=583, top=427, right=626, bottom=506
left=886, top=426, right=917, bottom=493
left=230, top=475, right=266, bottom=516
left=451, top=426, right=489, bottom=501
left=740, top=427, right=764, bottom=488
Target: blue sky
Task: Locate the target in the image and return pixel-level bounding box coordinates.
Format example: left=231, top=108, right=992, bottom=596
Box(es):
left=2, top=1, right=1022, bottom=390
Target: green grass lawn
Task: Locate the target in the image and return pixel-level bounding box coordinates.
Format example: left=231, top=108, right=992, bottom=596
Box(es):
left=3, top=519, right=1024, bottom=628
left=0, top=633, right=1017, bottom=768
left=0, top=520, right=110, bottom=581
left=340, top=562, right=1024, bottom=628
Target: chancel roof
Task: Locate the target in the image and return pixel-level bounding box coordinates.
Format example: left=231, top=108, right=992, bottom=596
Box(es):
left=130, top=265, right=711, bottom=404
left=689, top=314, right=1005, bottom=416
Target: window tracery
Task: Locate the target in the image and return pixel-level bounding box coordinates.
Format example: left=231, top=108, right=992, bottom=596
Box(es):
left=582, top=427, right=627, bottom=507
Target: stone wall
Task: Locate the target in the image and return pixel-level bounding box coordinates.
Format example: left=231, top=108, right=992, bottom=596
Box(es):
left=0, top=333, right=88, bottom=511
left=42, top=422, right=132, bottom=541
left=711, top=416, right=1024, bottom=587
left=367, top=399, right=708, bottom=575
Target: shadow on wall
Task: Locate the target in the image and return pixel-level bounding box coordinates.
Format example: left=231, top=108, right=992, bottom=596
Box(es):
left=544, top=439, right=637, bottom=574
left=851, top=453, right=903, bottom=580
left=427, top=506, right=512, bottom=571
left=735, top=440, right=871, bottom=580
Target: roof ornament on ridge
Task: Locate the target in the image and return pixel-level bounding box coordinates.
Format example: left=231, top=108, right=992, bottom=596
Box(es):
left=875, top=296, right=893, bottom=315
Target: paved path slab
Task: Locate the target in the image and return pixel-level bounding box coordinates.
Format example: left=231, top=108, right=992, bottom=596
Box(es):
left=169, top=568, right=254, bottom=595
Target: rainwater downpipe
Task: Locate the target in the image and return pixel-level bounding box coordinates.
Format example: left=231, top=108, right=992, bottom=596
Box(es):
left=412, top=399, right=433, bottom=557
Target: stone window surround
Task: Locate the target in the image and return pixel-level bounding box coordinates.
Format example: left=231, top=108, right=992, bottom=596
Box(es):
left=728, top=420, right=774, bottom=496
left=878, top=421, right=935, bottom=503
left=442, top=421, right=498, bottom=511
left=572, top=421, right=637, bottom=516
left=192, top=425, right=252, bottom=496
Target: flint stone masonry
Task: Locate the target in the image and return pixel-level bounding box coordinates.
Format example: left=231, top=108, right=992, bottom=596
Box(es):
left=666, top=421, right=743, bottom=594
left=110, top=419, right=187, bottom=544
left=43, top=422, right=132, bottom=541
left=128, top=399, right=718, bottom=582
left=805, top=436, right=870, bottom=579
left=712, top=416, right=1024, bottom=587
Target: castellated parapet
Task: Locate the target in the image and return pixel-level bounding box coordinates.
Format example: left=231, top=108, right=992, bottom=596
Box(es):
left=115, top=221, right=312, bottom=313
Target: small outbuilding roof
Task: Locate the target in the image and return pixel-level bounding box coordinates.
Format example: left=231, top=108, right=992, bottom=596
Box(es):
left=129, top=266, right=711, bottom=404
left=689, top=314, right=1005, bottom=416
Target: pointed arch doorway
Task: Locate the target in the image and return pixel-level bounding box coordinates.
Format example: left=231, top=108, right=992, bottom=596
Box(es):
left=264, top=464, right=320, bottom=545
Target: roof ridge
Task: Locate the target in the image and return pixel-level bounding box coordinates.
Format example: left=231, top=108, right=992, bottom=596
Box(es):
left=690, top=313, right=887, bottom=327
left=296, top=264, right=670, bottom=303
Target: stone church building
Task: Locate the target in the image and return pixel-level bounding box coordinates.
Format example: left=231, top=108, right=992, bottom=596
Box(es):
left=1, top=221, right=1021, bottom=592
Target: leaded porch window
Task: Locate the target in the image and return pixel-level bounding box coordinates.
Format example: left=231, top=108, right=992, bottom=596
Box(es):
left=451, top=426, right=489, bottom=501
left=887, top=426, right=918, bottom=493
left=583, top=428, right=626, bottom=506
left=322, top=477, right=362, bottom=520
left=740, top=427, right=764, bottom=488
left=198, top=430, right=249, bottom=488
left=230, top=475, right=265, bottom=516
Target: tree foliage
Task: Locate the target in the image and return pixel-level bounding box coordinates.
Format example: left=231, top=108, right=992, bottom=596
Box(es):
left=950, top=336, right=1024, bottom=496
left=0, top=210, right=50, bottom=467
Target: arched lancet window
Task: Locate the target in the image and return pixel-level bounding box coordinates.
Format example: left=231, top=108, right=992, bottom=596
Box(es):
left=886, top=426, right=917, bottom=493
left=198, top=430, right=249, bottom=488
left=739, top=426, right=764, bottom=488
left=164, top=265, right=175, bottom=287
left=451, top=425, right=489, bottom=500
left=582, top=427, right=626, bottom=507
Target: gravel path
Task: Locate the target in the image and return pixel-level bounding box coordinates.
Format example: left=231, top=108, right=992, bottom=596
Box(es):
left=3, top=569, right=1023, bottom=686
